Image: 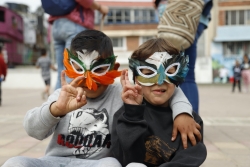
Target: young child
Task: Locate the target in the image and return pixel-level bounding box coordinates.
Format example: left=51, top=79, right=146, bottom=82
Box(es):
left=3, top=30, right=199, bottom=167
left=36, top=48, right=57, bottom=99
left=112, top=38, right=206, bottom=167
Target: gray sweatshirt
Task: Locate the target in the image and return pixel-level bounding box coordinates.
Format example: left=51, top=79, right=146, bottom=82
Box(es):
left=23, top=83, right=192, bottom=160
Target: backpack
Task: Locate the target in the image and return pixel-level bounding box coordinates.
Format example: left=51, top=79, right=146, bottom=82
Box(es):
left=41, top=0, right=77, bottom=16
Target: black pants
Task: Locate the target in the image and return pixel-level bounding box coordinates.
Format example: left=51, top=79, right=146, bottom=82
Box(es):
left=232, top=79, right=241, bottom=92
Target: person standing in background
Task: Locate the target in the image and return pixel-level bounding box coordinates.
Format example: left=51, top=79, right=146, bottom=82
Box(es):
left=36, top=48, right=57, bottom=99
left=0, top=46, right=7, bottom=106
left=47, top=0, right=109, bottom=90
left=154, top=0, right=213, bottom=114
left=232, top=60, right=242, bottom=93
left=219, top=66, right=229, bottom=84
left=241, top=53, right=250, bottom=93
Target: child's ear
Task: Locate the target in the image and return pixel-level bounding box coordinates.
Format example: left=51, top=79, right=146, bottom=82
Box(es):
left=114, top=62, right=120, bottom=70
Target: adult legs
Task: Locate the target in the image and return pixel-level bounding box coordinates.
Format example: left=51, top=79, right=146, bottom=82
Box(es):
left=246, top=70, right=250, bottom=92
left=241, top=70, right=250, bottom=92
left=238, top=80, right=241, bottom=92
left=52, top=18, right=87, bottom=90
left=180, top=23, right=206, bottom=114
left=232, top=79, right=236, bottom=92
left=53, top=38, right=65, bottom=90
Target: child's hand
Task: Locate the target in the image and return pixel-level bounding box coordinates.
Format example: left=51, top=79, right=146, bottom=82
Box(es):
left=120, top=70, right=143, bottom=105
left=172, top=113, right=201, bottom=149
left=50, top=71, right=87, bottom=117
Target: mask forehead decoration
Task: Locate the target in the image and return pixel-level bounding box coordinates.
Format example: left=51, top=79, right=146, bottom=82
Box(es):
left=129, top=51, right=189, bottom=86
left=146, top=52, right=172, bottom=69
left=63, top=49, right=121, bottom=91
left=76, top=49, right=99, bottom=70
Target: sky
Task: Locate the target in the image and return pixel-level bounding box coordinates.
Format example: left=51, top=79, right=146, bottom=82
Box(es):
left=1, top=0, right=42, bottom=12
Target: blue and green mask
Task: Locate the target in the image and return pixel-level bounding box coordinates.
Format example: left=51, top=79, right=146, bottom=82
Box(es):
left=129, top=51, right=189, bottom=86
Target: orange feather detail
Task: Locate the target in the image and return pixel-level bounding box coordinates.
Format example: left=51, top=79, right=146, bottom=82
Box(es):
left=63, top=49, right=81, bottom=78
left=85, top=71, right=98, bottom=91
left=91, top=70, right=121, bottom=85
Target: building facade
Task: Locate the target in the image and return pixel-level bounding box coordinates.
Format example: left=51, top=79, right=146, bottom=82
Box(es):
left=96, top=0, right=213, bottom=83
left=95, top=0, right=158, bottom=66
left=211, top=0, right=250, bottom=82
left=0, top=6, right=23, bottom=66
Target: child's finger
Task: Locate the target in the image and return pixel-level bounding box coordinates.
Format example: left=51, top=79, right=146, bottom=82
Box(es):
left=120, top=70, right=126, bottom=87
left=194, top=128, right=202, bottom=141
left=188, top=133, right=197, bottom=146
left=80, top=91, right=87, bottom=105
left=135, top=84, right=143, bottom=96
left=123, top=90, right=137, bottom=99
left=61, top=71, right=68, bottom=86
left=181, top=134, right=188, bottom=149
left=195, top=122, right=201, bottom=130
left=70, top=75, right=85, bottom=87
left=124, top=70, right=130, bottom=85
left=123, top=84, right=138, bottom=95
left=76, top=87, right=85, bottom=102
left=171, top=126, right=177, bottom=142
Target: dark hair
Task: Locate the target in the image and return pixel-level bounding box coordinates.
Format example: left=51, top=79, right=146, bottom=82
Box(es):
left=70, top=30, right=114, bottom=59
left=154, top=0, right=161, bottom=8
left=0, top=46, right=2, bottom=53
left=131, top=38, right=179, bottom=61
left=41, top=48, right=47, bottom=56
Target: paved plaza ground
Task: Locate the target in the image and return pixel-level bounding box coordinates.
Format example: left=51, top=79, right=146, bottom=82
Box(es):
left=0, top=67, right=250, bottom=166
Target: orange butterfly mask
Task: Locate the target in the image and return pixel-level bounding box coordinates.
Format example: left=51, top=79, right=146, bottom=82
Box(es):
left=63, top=49, right=121, bottom=91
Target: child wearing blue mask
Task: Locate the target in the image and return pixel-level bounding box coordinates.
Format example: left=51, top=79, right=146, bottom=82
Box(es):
left=112, top=38, right=206, bottom=167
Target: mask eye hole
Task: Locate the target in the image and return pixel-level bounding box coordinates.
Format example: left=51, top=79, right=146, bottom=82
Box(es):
left=70, top=59, right=85, bottom=74
left=165, top=63, right=180, bottom=76
left=137, top=66, right=157, bottom=78
left=91, top=64, right=110, bottom=76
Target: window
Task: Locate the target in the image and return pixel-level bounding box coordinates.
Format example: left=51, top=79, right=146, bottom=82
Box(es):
left=223, top=42, right=250, bottom=56
left=107, top=9, right=131, bottom=23
left=0, top=10, right=5, bottom=22
left=247, top=10, right=250, bottom=25
left=134, top=9, right=156, bottom=23
left=231, top=11, right=236, bottom=25
left=95, top=8, right=157, bottom=25
left=239, top=10, right=244, bottom=25
left=110, top=37, right=126, bottom=50
left=225, top=10, right=250, bottom=25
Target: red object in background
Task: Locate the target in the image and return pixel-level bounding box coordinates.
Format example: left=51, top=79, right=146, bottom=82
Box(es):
left=229, top=77, right=234, bottom=83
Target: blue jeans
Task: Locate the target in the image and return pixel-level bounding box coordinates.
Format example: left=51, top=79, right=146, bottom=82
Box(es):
left=52, top=18, right=87, bottom=90
left=180, top=23, right=206, bottom=114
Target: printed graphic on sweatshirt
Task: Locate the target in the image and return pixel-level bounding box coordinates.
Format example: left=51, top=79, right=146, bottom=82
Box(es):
left=57, top=108, right=111, bottom=158
left=144, top=135, right=176, bottom=165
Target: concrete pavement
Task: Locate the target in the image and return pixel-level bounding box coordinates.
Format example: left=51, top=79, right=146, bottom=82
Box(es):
left=1, top=66, right=250, bottom=166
